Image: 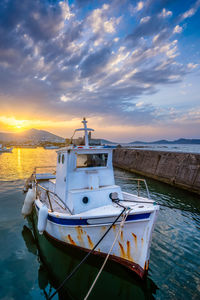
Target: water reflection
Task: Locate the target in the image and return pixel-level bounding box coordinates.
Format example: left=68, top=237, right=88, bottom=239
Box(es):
left=1, top=149, right=200, bottom=299
left=22, top=220, right=157, bottom=300
left=0, top=147, right=57, bottom=181
left=114, top=168, right=200, bottom=214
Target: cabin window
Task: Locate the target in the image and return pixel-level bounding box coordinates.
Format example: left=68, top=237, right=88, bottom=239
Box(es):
left=76, top=153, right=108, bottom=168
left=58, top=154, right=61, bottom=163
left=62, top=154, right=65, bottom=164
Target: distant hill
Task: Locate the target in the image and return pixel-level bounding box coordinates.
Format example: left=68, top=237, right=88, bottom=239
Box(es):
left=100, top=139, right=117, bottom=145
left=129, top=138, right=200, bottom=145
left=0, top=128, right=65, bottom=143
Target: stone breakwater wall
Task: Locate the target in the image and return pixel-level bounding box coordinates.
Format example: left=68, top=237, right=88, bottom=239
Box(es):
left=113, top=149, right=200, bottom=195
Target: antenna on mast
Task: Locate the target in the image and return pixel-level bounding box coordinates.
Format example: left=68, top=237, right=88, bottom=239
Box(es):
left=74, top=118, right=94, bottom=147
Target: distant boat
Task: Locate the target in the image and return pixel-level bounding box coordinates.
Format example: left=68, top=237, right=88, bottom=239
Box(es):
left=17, top=145, right=37, bottom=148
left=44, top=145, right=60, bottom=149
left=22, top=118, right=159, bottom=279
left=0, top=144, right=13, bottom=153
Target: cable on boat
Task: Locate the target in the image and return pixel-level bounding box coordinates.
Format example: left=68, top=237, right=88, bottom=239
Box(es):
left=83, top=207, right=130, bottom=300
left=115, top=198, right=198, bottom=213
left=48, top=207, right=127, bottom=300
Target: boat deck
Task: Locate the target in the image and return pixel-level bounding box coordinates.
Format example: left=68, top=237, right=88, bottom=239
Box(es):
left=37, top=179, right=156, bottom=217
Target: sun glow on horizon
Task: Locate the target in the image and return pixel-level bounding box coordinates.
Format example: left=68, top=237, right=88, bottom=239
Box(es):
left=0, top=114, right=197, bottom=141
left=0, top=116, right=30, bottom=132
left=0, top=115, right=81, bottom=136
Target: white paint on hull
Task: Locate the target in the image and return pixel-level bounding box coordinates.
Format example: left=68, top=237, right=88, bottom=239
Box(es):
left=35, top=202, right=159, bottom=274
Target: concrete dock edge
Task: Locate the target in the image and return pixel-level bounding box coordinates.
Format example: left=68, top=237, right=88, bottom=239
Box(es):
left=113, top=149, right=200, bottom=195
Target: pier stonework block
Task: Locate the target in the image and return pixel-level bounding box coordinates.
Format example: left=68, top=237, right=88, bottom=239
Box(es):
left=113, top=149, right=200, bottom=195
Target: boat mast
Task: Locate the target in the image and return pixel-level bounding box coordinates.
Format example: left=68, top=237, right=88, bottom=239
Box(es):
left=74, top=118, right=94, bottom=146
left=82, top=118, right=89, bottom=147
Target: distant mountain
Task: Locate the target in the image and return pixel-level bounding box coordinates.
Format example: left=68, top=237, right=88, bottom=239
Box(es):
left=129, top=138, right=200, bottom=145
left=100, top=139, right=117, bottom=145
left=0, top=128, right=65, bottom=143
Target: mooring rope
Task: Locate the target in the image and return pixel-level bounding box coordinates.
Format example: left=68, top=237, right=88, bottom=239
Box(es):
left=83, top=207, right=130, bottom=300
left=48, top=207, right=126, bottom=299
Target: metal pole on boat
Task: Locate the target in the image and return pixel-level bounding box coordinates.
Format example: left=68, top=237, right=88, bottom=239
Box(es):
left=46, top=191, right=53, bottom=212
left=82, top=117, right=89, bottom=147
left=137, top=180, right=140, bottom=197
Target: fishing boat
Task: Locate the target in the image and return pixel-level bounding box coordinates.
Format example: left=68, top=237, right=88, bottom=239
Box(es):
left=22, top=118, right=159, bottom=279
left=0, top=144, right=13, bottom=153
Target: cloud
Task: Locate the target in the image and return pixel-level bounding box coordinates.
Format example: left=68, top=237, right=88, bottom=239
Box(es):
left=86, top=4, right=121, bottom=35
left=180, top=0, right=200, bottom=21
left=80, top=47, right=111, bottom=78
left=187, top=63, right=199, bottom=70
left=129, top=1, right=144, bottom=15
left=140, top=16, right=151, bottom=24
left=0, top=0, right=199, bottom=132
left=159, top=8, right=172, bottom=18
left=126, top=13, right=169, bottom=44
left=136, top=1, right=144, bottom=12
left=173, top=25, right=182, bottom=34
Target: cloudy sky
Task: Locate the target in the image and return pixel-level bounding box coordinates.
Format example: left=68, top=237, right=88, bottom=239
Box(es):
left=0, top=0, right=199, bottom=142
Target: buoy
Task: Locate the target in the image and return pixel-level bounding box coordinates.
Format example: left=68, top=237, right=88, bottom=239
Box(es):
left=23, top=186, right=28, bottom=193
left=23, top=175, right=33, bottom=193
left=21, top=187, right=36, bottom=217
left=37, top=204, right=48, bottom=235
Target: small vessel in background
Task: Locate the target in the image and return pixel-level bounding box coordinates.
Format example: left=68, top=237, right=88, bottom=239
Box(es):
left=44, top=145, right=60, bottom=149
left=22, top=118, right=159, bottom=279
left=0, top=144, right=13, bottom=153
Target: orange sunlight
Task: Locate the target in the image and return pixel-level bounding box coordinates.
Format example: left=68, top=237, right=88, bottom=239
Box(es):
left=0, top=114, right=177, bottom=142
left=0, top=116, right=30, bottom=132
left=0, top=115, right=81, bottom=136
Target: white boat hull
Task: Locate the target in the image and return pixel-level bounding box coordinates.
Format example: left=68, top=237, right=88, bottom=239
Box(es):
left=35, top=202, right=158, bottom=278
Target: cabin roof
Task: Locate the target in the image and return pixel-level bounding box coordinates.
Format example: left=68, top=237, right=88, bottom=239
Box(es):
left=56, top=145, right=115, bottom=154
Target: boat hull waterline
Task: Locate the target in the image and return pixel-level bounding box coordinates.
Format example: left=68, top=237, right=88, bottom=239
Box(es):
left=22, top=118, right=159, bottom=280
left=35, top=202, right=159, bottom=278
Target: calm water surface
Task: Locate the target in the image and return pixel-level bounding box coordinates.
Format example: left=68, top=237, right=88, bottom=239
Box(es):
left=0, top=148, right=200, bottom=299
left=123, top=143, right=200, bottom=154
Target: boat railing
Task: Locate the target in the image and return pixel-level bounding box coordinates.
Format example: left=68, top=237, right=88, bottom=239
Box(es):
left=34, top=166, right=56, bottom=175
left=34, top=180, right=72, bottom=214
left=115, top=177, right=150, bottom=199
left=32, top=168, right=72, bottom=215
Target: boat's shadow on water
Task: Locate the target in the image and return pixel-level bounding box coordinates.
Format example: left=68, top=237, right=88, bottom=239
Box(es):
left=22, top=220, right=158, bottom=300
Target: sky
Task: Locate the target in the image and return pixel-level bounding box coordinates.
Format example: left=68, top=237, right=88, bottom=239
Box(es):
left=0, top=0, right=200, bottom=142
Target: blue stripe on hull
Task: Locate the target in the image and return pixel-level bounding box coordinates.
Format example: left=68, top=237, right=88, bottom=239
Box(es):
left=47, top=213, right=151, bottom=225
left=48, top=215, right=88, bottom=225
left=127, top=213, right=150, bottom=221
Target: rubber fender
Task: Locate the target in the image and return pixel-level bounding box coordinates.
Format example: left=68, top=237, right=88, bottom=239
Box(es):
left=21, top=187, right=36, bottom=217
left=37, top=205, right=48, bottom=235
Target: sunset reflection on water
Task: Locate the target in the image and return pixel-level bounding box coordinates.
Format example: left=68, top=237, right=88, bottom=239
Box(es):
left=0, top=147, right=57, bottom=181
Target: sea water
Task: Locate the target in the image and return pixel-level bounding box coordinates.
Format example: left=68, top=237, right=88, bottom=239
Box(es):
left=0, top=147, right=200, bottom=299
left=127, top=143, right=200, bottom=154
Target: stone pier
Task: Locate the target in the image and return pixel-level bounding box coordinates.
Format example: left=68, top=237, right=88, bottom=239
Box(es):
left=113, top=149, right=200, bottom=195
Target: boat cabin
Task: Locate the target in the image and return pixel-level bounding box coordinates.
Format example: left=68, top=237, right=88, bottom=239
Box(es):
left=53, top=119, right=122, bottom=214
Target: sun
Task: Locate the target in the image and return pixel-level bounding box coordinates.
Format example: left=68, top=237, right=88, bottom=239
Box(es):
left=15, top=124, right=24, bottom=132
left=9, top=119, right=28, bottom=132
